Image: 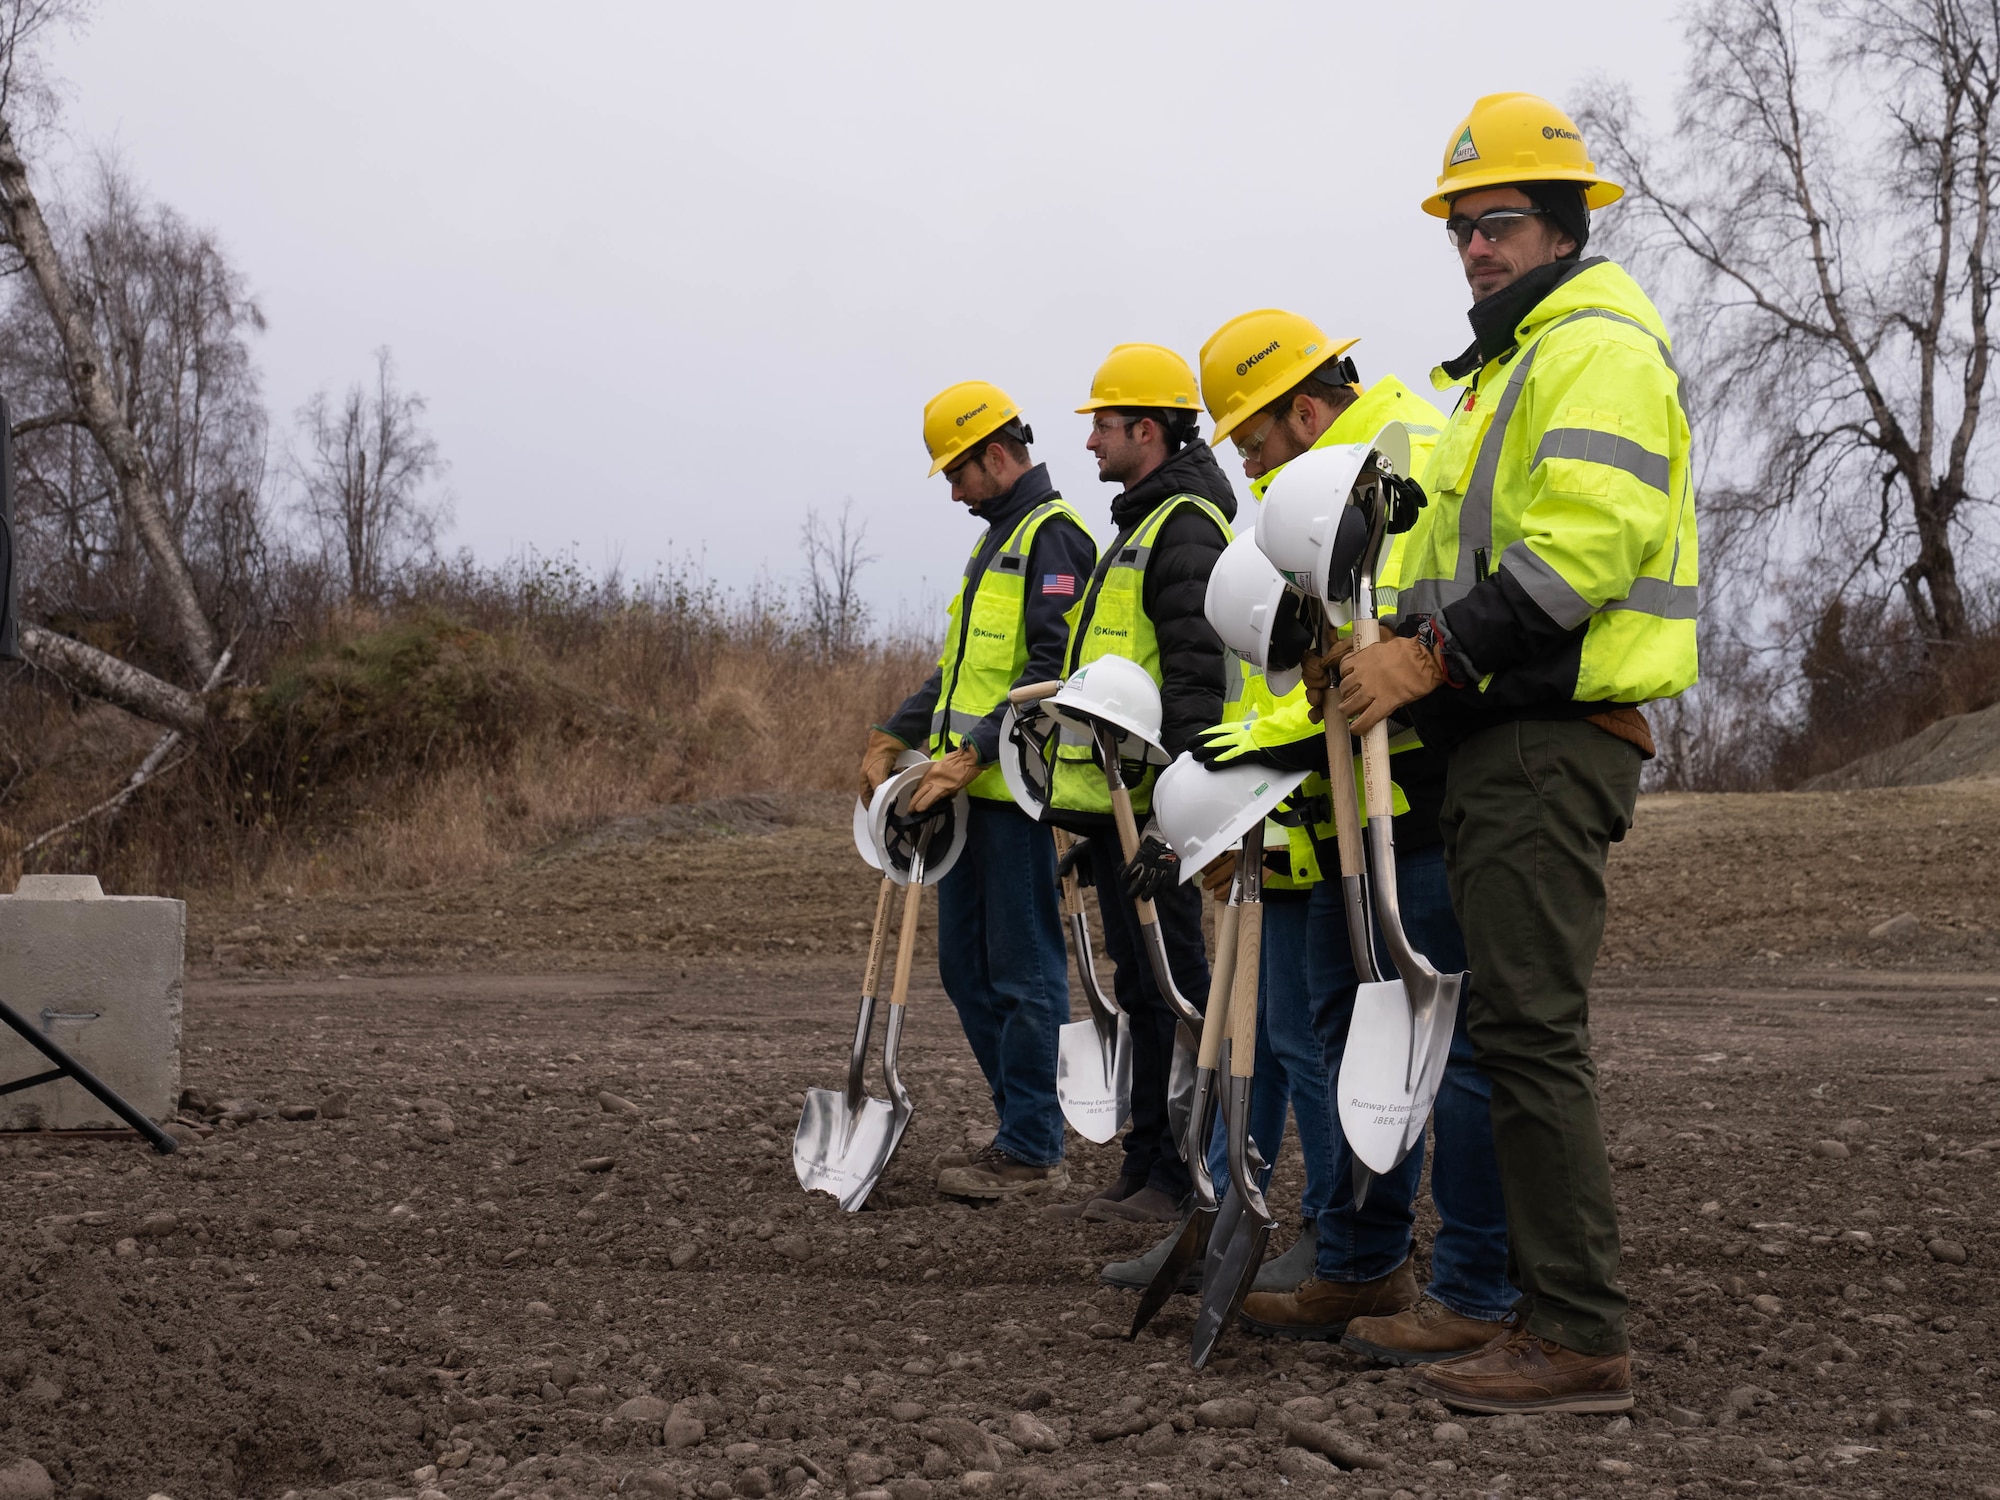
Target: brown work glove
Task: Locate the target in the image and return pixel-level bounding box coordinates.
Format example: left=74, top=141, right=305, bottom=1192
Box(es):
left=1200, top=850, right=1237, bottom=903
left=908, top=745, right=982, bottom=812
left=858, top=729, right=907, bottom=803
left=1337, top=637, right=1445, bottom=735
left=1301, top=635, right=1355, bottom=725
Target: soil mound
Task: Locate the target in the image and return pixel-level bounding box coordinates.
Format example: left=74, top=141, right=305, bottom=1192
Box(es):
left=1802, top=698, right=2000, bottom=790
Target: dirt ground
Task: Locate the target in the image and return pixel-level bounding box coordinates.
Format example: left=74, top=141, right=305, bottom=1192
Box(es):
left=4, top=785, right=1998, bottom=1500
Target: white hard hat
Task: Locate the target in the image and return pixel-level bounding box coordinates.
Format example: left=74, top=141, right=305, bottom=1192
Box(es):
left=867, top=761, right=969, bottom=886
left=1047, top=655, right=1167, bottom=764
left=997, top=703, right=1055, bottom=821
left=1204, top=533, right=1316, bottom=697
left=1255, top=423, right=1411, bottom=604
left=1151, top=752, right=1308, bottom=878
left=854, top=748, right=929, bottom=866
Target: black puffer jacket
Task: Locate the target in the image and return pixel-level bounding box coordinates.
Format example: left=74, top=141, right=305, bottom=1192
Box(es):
left=1072, top=440, right=1239, bottom=757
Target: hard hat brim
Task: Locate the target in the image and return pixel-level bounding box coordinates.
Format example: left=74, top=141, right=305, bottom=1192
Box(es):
left=1072, top=398, right=1199, bottom=415
left=927, top=409, right=1014, bottom=477
left=1207, top=336, right=1362, bottom=449
left=1422, top=169, right=1624, bottom=219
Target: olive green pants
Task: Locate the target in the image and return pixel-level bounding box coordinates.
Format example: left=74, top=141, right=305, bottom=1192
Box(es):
left=1439, top=717, right=1641, bottom=1355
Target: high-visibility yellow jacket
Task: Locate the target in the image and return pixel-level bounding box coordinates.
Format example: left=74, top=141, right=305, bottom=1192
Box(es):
left=1048, top=494, right=1234, bottom=818
left=1397, top=259, right=1700, bottom=746
left=929, top=496, right=1090, bottom=800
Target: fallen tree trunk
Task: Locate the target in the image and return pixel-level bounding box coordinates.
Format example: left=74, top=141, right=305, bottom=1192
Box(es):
left=17, top=623, right=206, bottom=735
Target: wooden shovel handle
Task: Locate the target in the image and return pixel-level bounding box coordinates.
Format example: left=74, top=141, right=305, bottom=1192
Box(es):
left=1105, top=778, right=1157, bottom=925
left=1350, top=614, right=1397, bottom=823
left=1052, top=828, right=1085, bottom=918
left=887, top=869, right=925, bottom=1010
left=1009, top=679, right=1064, bottom=706
left=1322, top=621, right=1367, bottom=880
left=1227, top=900, right=1262, bottom=1078
left=1198, top=901, right=1240, bottom=1071
left=861, top=876, right=894, bottom=999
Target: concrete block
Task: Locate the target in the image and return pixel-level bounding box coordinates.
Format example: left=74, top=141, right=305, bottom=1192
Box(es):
left=0, top=874, right=185, bottom=1129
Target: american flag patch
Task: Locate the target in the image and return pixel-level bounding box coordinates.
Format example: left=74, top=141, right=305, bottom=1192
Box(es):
left=1041, top=573, right=1077, bottom=597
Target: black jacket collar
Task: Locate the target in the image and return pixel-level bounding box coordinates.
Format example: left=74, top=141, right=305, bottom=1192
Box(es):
left=1109, top=441, right=1239, bottom=532
left=1441, top=255, right=1605, bottom=380
left=970, top=461, right=1057, bottom=540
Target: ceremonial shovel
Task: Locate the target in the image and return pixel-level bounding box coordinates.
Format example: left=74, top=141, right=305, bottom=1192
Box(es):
left=794, top=817, right=936, bottom=1211
left=1051, top=827, right=1132, bottom=1144
left=1319, top=606, right=1386, bottom=1209
left=1127, top=854, right=1241, bottom=1339
left=1334, top=506, right=1466, bottom=1177
left=1094, top=719, right=1203, bottom=1152
left=1189, top=827, right=1272, bottom=1369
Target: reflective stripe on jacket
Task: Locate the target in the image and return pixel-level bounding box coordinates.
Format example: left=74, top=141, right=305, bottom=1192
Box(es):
left=1400, top=260, right=1700, bottom=716
left=931, top=497, right=1089, bottom=800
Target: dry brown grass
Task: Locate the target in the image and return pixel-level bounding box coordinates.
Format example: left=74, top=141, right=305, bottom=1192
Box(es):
left=0, top=560, right=934, bottom=899
left=245, top=643, right=928, bottom=896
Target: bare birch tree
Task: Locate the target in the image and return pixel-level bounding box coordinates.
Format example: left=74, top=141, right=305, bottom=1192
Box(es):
left=292, top=349, right=448, bottom=602
left=0, top=158, right=271, bottom=633
left=799, top=499, right=874, bottom=659
left=1578, top=0, right=2000, bottom=652
left=0, top=0, right=233, bottom=734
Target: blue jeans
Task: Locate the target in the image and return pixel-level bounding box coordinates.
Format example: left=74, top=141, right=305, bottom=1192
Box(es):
left=936, top=797, right=1070, bottom=1167
left=1210, top=848, right=1513, bottom=1321
left=1086, top=840, right=1209, bottom=1199
left=1201, top=892, right=1337, bottom=1228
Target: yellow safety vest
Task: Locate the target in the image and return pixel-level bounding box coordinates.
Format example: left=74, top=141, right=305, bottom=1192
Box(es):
left=1048, top=494, right=1233, bottom=817
left=1399, top=260, right=1700, bottom=704
left=930, top=498, right=1089, bottom=801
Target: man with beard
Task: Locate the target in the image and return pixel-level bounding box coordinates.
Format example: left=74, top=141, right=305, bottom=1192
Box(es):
left=1039, top=344, right=1235, bottom=1225
left=1338, top=92, right=1701, bottom=1412
left=862, top=382, right=1098, bottom=1200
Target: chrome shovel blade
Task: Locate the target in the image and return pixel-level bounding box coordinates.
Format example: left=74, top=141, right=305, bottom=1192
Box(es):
left=1401, top=978, right=1462, bottom=1156
left=794, top=1088, right=898, bottom=1213
left=1057, top=1012, right=1132, bottom=1144
left=1336, top=979, right=1420, bottom=1176
left=1166, top=1021, right=1197, bottom=1150
left=1337, top=972, right=1463, bottom=1177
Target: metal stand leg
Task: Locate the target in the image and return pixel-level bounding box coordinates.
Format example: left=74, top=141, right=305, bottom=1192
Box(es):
left=0, top=998, right=178, bottom=1154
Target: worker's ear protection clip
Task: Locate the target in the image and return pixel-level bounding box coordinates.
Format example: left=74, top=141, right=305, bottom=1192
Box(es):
left=1319, top=355, right=1360, bottom=388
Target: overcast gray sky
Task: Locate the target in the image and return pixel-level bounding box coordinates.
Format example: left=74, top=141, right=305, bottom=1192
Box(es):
left=43, top=2, right=1684, bottom=612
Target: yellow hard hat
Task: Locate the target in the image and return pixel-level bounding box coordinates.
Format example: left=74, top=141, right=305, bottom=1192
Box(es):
left=1422, top=92, right=1623, bottom=218
left=1197, top=310, right=1360, bottom=448
left=1075, top=343, right=1200, bottom=415
left=922, top=380, right=1023, bottom=477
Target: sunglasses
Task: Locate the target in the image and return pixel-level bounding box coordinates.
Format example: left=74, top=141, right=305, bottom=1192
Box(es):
left=1444, top=206, right=1549, bottom=250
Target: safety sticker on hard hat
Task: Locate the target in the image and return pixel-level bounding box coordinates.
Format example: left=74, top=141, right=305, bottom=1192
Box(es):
left=1450, top=126, right=1479, bottom=165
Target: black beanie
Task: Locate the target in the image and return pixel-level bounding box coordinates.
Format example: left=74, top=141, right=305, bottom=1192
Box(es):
left=1522, top=180, right=1590, bottom=258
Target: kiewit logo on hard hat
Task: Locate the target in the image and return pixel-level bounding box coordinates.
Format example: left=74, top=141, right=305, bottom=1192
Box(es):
left=1449, top=126, right=1479, bottom=165
left=1235, top=340, right=1281, bottom=378
left=955, top=403, right=989, bottom=427
left=1542, top=125, right=1581, bottom=142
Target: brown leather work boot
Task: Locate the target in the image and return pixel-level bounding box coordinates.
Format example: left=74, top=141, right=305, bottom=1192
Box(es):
left=1341, top=1297, right=1512, bottom=1366
left=1237, top=1258, right=1418, bottom=1340
left=934, top=1135, right=995, bottom=1177
left=1084, top=1185, right=1185, bottom=1223
left=936, top=1145, right=1069, bottom=1201
left=1046, top=1174, right=1143, bottom=1221
left=1419, top=1324, right=1634, bottom=1414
